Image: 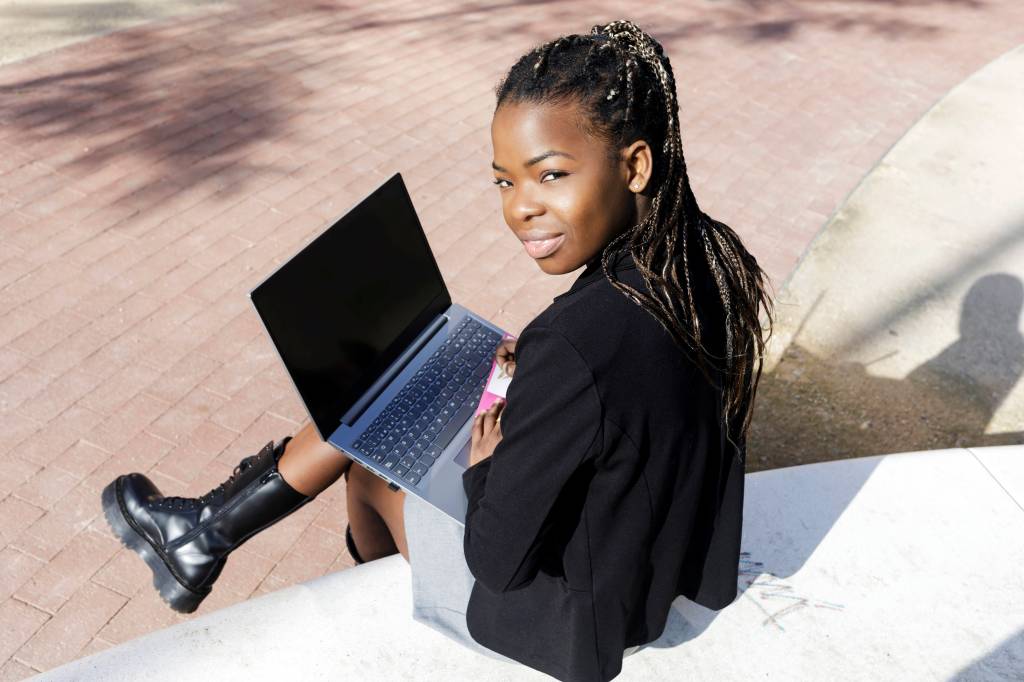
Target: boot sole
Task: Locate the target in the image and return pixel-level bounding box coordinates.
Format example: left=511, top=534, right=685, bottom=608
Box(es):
left=101, top=478, right=209, bottom=614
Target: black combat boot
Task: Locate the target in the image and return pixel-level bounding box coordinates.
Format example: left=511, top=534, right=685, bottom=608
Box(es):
left=101, top=437, right=314, bottom=613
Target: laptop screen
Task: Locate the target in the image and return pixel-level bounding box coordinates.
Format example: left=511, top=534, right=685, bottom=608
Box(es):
left=250, top=172, right=451, bottom=439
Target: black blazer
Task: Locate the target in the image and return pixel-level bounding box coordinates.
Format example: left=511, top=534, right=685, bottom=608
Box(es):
left=461, top=249, right=744, bottom=682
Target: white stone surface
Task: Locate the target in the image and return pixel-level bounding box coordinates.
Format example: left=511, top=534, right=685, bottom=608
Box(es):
left=764, top=44, right=1024, bottom=437
left=36, top=446, right=1024, bottom=681
left=968, top=445, right=1024, bottom=511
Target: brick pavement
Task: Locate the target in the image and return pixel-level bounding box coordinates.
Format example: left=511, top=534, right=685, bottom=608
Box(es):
left=1, top=0, right=1023, bottom=676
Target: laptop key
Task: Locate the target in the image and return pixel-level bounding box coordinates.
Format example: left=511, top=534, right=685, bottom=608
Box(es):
left=403, top=472, right=421, bottom=485
left=383, top=454, right=400, bottom=470
left=412, top=461, right=430, bottom=476
left=433, top=401, right=477, bottom=452
left=394, top=465, right=409, bottom=477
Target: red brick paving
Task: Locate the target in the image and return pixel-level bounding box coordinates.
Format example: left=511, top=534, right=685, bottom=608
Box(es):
left=1, top=0, right=1023, bottom=675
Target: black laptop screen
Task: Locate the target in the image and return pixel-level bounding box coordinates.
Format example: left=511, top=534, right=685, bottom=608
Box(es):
left=250, top=173, right=451, bottom=439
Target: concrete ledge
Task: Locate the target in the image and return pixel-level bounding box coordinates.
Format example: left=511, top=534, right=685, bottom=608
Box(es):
left=37, top=446, right=1024, bottom=681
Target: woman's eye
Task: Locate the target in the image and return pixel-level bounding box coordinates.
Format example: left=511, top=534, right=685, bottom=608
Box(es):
left=492, top=171, right=565, bottom=189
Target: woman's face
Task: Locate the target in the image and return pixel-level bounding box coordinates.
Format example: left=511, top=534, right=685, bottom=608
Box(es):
left=490, top=99, right=649, bottom=275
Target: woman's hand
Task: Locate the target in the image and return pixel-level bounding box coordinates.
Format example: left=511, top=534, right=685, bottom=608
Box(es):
left=469, top=399, right=506, bottom=467
left=495, top=337, right=517, bottom=378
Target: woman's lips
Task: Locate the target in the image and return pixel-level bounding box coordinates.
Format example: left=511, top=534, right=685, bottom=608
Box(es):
left=522, top=234, right=566, bottom=259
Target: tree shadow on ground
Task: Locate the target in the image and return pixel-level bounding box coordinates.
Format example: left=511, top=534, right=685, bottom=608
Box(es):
left=307, top=0, right=989, bottom=46
left=0, top=0, right=991, bottom=215
left=0, top=24, right=310, bottom=208
left=620, top=0, right=988, bottom=49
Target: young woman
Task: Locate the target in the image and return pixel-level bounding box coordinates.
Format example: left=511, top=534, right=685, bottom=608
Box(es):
left=102, top=18, right=772, bottom=682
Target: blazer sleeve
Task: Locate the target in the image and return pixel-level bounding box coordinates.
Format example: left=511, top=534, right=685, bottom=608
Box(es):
left=462, top=324, right=603, bottom=594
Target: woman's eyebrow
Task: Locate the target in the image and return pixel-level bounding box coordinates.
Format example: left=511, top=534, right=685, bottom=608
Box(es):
left=492, top=150, right=577, bottom=172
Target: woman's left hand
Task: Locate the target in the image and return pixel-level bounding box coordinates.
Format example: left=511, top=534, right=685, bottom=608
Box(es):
left=469, top=399, right=505, bottom=467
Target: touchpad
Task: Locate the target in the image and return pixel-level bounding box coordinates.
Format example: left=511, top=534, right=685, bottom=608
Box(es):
left=451, top=436, right=471, bottom=470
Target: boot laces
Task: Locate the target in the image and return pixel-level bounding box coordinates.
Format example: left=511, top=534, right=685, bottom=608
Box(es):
left=157, top=449, right=268, bottom=511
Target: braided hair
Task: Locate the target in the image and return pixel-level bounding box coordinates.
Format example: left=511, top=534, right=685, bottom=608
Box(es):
left=494, top=19, right=774, bottom=457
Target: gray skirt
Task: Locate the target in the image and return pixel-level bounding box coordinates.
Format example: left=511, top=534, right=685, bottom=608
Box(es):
left=403, top=492, right=643, bottom=663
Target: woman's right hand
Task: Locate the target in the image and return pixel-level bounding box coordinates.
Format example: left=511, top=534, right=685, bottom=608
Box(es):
left=495, top=337, right=517, bottom=378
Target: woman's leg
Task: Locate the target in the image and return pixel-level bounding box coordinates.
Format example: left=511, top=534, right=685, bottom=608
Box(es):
left=346, top=463, right=409, bottom=562
left=276, top=420, right=408, bottom=563
left=277, top=421, right=353, bottom=496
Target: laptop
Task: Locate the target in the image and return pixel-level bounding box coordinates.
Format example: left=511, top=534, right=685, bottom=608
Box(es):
left=249, top=172, right=508, bottom=526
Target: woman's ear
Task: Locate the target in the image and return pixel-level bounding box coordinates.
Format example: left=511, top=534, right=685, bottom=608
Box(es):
left=622, top=139, right=653, bottom=193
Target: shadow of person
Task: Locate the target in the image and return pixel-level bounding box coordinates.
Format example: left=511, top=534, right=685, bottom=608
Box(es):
left=748, top=272, right=1024, bottom=470
left=646, top=273, right=1024, bottom=648
left=905, top=273, right=1024, bottom=447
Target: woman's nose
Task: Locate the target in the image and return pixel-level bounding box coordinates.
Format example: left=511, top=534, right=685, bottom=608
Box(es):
left=510, top=191, right=545, bottom=222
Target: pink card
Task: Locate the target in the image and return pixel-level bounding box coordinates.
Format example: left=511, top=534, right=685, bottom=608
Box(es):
left=475, top=333, right=516, bottom=417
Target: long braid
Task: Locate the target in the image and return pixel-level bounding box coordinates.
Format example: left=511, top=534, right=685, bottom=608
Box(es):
left=495, top=20, right=774, bottom=458
left=598, top=21, right=736, bottom=429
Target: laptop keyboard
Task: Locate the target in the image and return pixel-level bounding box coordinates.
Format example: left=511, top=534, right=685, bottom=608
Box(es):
left=352, top=318, right=504, bottom=487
